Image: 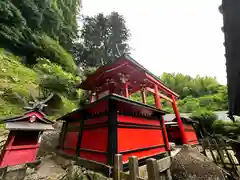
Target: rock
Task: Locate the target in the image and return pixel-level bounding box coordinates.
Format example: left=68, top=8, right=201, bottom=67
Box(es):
left=170, top=144, right=226, bottom=180
left=4, top=164, right=26, bottom=180
left=38, top=123, right=62, bottom=157
left=53, top=155, right=74, bottom=169
left=36, top=155, right=66, bottom=179
left=25, top=167, right=35, bottom=176
left=169, top=142, right=176, bottom=150
left=53, top=122, right=63, bottom=132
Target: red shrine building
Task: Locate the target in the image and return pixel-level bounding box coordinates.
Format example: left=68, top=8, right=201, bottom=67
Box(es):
left=57, top=55, right=198, bottom=166
left=0, top=110, right=54, bottom=167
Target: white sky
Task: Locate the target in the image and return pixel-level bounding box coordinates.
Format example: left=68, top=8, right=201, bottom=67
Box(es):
left=81, top=0, right=226, bottom=85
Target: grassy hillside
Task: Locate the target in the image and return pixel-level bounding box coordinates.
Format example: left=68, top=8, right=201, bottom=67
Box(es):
left=0, top=49, right=79, bottom=119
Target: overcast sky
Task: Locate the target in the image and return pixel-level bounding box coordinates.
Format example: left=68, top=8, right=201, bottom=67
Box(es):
left=81, top=0, right=226, bottom=85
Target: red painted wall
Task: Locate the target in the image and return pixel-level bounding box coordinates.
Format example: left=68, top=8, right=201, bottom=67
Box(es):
left=167, top=125, right=198, bottom=145
left=64, top=132, right=78, bottom=149
left=84, top=116, right=108, bottom=125
left=63, top=148, right=76, bottom=156
left=79, top=151, right=107, bottom=164
left=87, top=100, right=108, bottom=114
left=117, top=115, right=166, bottom=162
left=0, top=148, right=39, bottom=167
left=68, top=122, right=81, bottom=126
left=184, top=125, right=198, bottom=144
left=118, top=115, right=160, bottom=126
left=166, top=126, right=182, bottom=144
left=79, top=116, right=108, bottom=163
left=0, top=131, right=40, bottom=167
left=81, top=127, right=108, bottom=152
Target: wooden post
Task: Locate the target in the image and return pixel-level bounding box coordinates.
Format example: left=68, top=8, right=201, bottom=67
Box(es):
left=129, top=156, right=139, bottom=180
left=158, top=104, right=170, bottom=151
left=124, top=82, right=129, bottom=98
left=146, top=158, right=160, bottom=180
left=141, top=88, right=146, bottom=104
left=171, top=95, right=188, bottom=144
left=158, top=156, right=172, bottom=180
left=114, top=154, right=123, bottom=180
left=166, top=170, right=172, bottom=180
left=154, top=85, right=161, bottom=109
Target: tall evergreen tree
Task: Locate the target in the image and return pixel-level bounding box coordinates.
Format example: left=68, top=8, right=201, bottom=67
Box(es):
left=74, top=12, right=131, bottom=67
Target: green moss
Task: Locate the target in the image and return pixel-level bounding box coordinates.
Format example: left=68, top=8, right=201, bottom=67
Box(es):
left=0, top=49, right=39, bottom=116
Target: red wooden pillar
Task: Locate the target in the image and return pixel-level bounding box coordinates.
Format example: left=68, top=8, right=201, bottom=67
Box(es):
left=171, top=95, right=188, bottom=144
left=154, top=85, right=161, bottom=109
left=141, top=88, right=146, bottom=104
left=90, top=94, right=93, bottom=103
left=124, top=82, right=129, bottom=98
left=90, top=92, right=94, bottom=103
left=154, top=85, right=170, bottom=151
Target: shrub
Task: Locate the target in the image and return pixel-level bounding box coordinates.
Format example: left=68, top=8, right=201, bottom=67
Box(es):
left=34, top=58, right=80, bottom=99
left=36, top=34, right=77, bottom=72
left=190, top=108, right=217, bottom=133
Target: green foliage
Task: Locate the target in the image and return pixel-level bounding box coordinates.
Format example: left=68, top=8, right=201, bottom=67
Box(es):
left=191, top=109, right=217, bottom=122
left=161, top=73, right=220, bottom=98
left=0, top=50, right=79, bottom=119
left=161, top=73, right=227, bottom=113
left=0, top=49, right=39, bottom=116
left=212, top=120, right=240, bottom=139
left=0, top=0, right=80, bottom=68
left=34, top=58, right=80, bottom=99
left=130, top=73, right=227, bottom=113
left=74, top=12, right=131, bottom=67
left=190, top=108, right=217, bottom=133
left=36, top=35, right=76, bottom=72
left=178, top=96, right=200, bottom=112
left=0, top=0, right=82, bottom=121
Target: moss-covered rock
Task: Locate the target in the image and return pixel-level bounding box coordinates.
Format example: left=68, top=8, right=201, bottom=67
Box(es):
left=170, top=145, right=226, bottom=180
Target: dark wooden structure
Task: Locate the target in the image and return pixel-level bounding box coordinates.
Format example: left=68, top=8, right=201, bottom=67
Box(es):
left=58, top=55, right=199, bottom=166
left=219, top=0, right=240, bottom=119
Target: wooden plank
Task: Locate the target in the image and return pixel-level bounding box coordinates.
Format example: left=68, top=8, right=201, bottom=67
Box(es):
left=211, top=139, right=227, bottom=169
left=157, top=157, right=171, bottom=172
left=56, top=150, right=111, bottom=177
left=120, top=172, right=145, bottom=180
left=147, top=158, right=160, bottom=180
left=129, top=156, right=139, bottom=180
left=206, top=139, right=218, bottom=164
left=114, top=154, right=123, bottom=180
left=166, top=169, right=172, bottom=180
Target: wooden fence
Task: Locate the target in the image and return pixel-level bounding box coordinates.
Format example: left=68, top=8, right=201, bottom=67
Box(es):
left=201, top=136, right=240, bottom=179
left=113, top=154, right=172, bottom=180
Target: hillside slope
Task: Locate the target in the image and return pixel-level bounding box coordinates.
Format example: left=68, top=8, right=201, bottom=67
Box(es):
left=0, top=49, right=79, bottom=119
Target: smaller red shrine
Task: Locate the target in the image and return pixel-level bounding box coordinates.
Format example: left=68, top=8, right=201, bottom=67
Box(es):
left=0, top=109, right=53, bottom=167
left=166, top=117, right=199, bottom=145
left=58, top=55, right=199, bottom=167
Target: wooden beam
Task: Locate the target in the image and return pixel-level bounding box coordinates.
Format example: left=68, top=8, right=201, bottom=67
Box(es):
left=56, top=150, right=111, bottom=177
left=146, top=87, right=173, bottom=103
left=145, top=73, right=179, bottom=98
